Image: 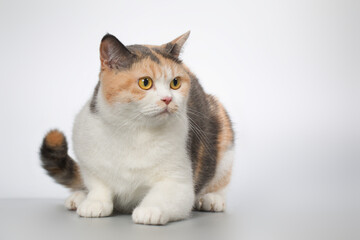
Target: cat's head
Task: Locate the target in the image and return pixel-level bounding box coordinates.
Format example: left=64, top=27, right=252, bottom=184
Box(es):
left=97, top=32, right=192, bottom=127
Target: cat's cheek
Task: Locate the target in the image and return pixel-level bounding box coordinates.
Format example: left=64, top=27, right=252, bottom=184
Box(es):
left=178, top=78, right=191, bottom=97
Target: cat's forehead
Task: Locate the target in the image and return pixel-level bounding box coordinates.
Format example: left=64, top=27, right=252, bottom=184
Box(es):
left=114, top=44, right=187, bottom=81
left=126, top=56, right=186, bottom=83
left=126, top=44, right=182, bottom=66
left=126, top=45, right=160, bottom=64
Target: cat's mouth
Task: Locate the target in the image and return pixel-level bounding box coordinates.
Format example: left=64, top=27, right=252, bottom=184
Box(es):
left=155, top=108, right=170, bottom=116
left=145, top=104, right=178, bottom=118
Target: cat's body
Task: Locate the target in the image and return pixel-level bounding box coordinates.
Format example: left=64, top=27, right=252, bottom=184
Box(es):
left=73, top=96, right=193, bottom=216
left=40, top=32, right=234, bottom=225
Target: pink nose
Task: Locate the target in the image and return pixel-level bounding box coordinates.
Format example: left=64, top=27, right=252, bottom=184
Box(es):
left=161, top=96, right=172, bottom=105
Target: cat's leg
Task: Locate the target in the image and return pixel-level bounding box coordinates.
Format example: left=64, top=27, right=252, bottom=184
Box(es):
left=195, top=148, right=234, bottom=212
left=132, top=180, right=194, bottom=225
left=65, top=191, right=87, bottom=210
left=76, top=172, right=114, bottom=218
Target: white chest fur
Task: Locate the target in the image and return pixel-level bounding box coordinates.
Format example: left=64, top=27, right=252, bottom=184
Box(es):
left=72, top=101, right=191, bottom=210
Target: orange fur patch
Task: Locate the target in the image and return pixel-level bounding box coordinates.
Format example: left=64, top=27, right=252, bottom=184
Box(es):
left=194, top=143, right=205, bottom=184
left=101, top=68, right=147, bottom=103
left=177, top=76, right=191, bottom=97
left=45, top=130, right=64, bottom=147
left=216, top=100, right=234, bottom=162
left=100, top=56, right=191, bottom=104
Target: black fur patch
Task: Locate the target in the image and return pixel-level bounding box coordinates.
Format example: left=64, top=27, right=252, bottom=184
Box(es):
left=90, top=81, right=100, bottom=113
left=151, top=47, right=182, bottom=64
left=186, top=74, right=220, bottom=194
left=40, top=130, right=83, bottom=190
left=127, top=45, right=160, bottom=64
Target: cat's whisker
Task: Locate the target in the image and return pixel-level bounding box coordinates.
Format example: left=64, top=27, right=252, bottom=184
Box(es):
left=174, top=112, right=217, bottom=162
left=187, top=107, right=213, bottom=121
left=187, top=122, right=216, bottom=161
left=140, top=106, right=168, bottom=116
left=183, top=114, right=217, bottom=157
left=178, top=109, right=218, bottom=136
left=114, top=112, right=143, bottom=130
left=187, top=119, right=221, bottom=136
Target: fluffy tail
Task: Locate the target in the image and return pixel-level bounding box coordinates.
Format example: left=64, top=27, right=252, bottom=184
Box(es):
left=40, top=129, right=84, bottom=190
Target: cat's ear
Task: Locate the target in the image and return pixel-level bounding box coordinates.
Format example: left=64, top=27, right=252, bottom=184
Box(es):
left=100, top=34, right=135, bottom=69
left=161, top=31, right=190, bottom=59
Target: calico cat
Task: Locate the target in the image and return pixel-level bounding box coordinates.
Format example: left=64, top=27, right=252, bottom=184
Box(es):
left=40, top=31, right=234, bottom=225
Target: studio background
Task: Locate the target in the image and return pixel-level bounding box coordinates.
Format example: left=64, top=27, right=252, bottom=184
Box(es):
left=0, top=0, right=359, bottom=238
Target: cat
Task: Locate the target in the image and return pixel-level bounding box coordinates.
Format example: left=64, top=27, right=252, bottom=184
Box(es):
left=40, top=31, right=234, bottom=225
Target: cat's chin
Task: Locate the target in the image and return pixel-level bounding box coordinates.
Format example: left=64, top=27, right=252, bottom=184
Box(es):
left=145, top=109, right=176, bottom=124
left=144, top=108, right=171, bottom=118
left=138, top=112, right=173, bottom=128
left=152, top=110, right=171, bottom=121
left=154, top=109, right=170, bottom=117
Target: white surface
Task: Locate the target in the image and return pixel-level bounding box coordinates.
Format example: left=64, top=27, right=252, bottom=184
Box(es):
left=0, top=0, right=359, bottom=237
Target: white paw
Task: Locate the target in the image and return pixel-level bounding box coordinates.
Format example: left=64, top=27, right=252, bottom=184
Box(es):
left=132, top=207, right=169, bottom=225
left=195, top=193, right=225, bottom=212
left=65, top=191, right=86, bottom=210
left=76, top=199, right=113, bottom=217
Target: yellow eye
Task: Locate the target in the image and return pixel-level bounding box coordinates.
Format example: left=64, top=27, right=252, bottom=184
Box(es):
left=138, top=77, right=153, bottom=90
left=170, top=77, right=181, bottom=90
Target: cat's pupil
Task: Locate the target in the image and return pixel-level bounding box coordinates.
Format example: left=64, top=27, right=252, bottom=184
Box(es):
left=143, top=78, right=149, bottom=86
left=173, top=79, right=178, bottom=86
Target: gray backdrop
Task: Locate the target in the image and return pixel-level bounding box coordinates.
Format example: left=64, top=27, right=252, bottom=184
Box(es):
left=0, top=0, right=359, bottom=239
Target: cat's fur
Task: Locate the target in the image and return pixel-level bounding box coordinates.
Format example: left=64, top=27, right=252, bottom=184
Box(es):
left=40, top=31, right=234, bottom=225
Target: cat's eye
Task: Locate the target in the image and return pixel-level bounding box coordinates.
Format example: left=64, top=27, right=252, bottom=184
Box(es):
left=170, top=77, right=181, bottom=90
left=138, top=77, right=153, bottom=90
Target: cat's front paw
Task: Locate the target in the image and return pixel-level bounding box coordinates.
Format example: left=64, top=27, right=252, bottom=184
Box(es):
left=195, top=193, right=225, bottom=212
left=76, top=199, right=113, bottom=217
left=132, top=206, right=169, bottom=225
left=65, top=191, right=86, bottom=210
